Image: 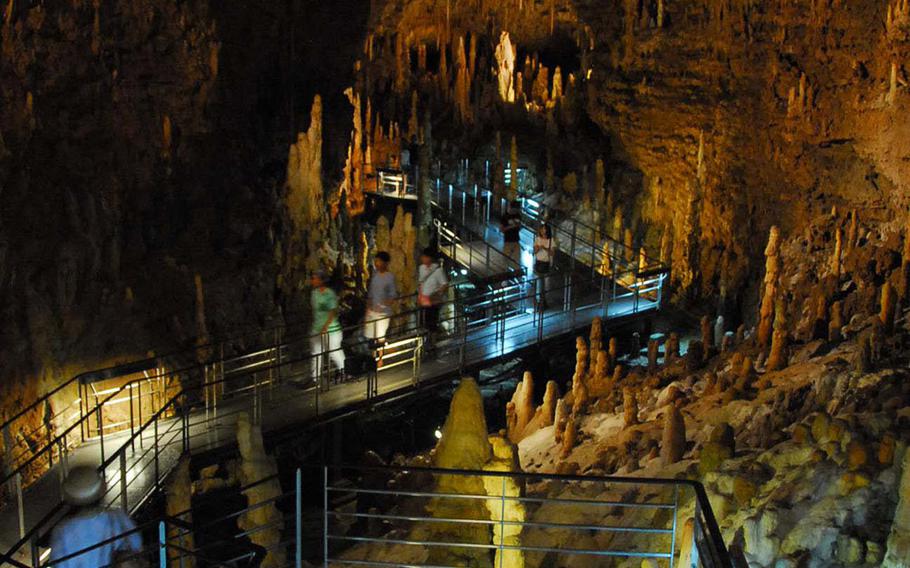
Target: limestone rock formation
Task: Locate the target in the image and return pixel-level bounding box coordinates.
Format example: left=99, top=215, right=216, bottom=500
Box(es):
left=660, top=404, right=686, bottom=466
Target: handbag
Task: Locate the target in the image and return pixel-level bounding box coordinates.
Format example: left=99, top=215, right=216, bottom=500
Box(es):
left=418, top=266, right=443, bottom=306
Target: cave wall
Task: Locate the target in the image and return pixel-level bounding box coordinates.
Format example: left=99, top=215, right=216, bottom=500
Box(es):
left=365, top=0, right=910, bottom=326
left=0, top=0, right=369, bottom=429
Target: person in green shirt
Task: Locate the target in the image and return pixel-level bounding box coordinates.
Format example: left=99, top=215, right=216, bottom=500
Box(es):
left=310, top=270, right=345, bottom=383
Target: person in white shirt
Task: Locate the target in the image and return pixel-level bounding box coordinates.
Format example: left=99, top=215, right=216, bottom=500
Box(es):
left=533, top=223, right=556, bottom=310
left=417, top=248, right=448, bottom=353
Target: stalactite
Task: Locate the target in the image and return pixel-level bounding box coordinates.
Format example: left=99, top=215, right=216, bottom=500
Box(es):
left=342, top=88, right=365, bottom=216
left=881, top=281, right=897, bottom=333
left=889, top=62, right=898, bottom=104
left=417, top=43, right=427, bottom=72
left=394, top=33, right=408, bottom=94
left=408, top=91, right=419, bottom=143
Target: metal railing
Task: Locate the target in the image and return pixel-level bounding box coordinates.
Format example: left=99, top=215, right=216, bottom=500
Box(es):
left=434, top=217, right=523, bottom=283
left=324, top=465, right=732, bottom=568
left=9, top=466, right=731, bottom=568
left=0, top=268, right=664, bottom=565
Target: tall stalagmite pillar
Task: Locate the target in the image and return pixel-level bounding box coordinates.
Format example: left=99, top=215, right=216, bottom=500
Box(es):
left=758, top=226, right=782, bottom=349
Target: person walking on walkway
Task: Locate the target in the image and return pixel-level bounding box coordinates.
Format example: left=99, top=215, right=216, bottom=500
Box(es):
left=364, top=251, right=397, bottom=367
left=49, top=466, right=143, bottom=568
left=533, top=222, right=556, bottom=311
left=310, top=270, right=346, bottom=385
left=418, top=248, right=448, bottom=354
left=499, top=200, right=523, bottom=264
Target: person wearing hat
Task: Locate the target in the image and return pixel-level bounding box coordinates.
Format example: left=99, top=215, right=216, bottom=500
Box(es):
left=417, top=248, right=448, bottom=354
left=49, top=465, right=143, bottom=567
left=310, top=270, right=346, bottom=384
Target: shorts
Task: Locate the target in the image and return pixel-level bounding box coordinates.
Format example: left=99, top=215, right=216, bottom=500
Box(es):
left=364, top=309, right=391, bottom=341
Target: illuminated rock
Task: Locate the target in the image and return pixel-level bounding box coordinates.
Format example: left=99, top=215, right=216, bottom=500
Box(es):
left=165, top=457, right=194, bottom=567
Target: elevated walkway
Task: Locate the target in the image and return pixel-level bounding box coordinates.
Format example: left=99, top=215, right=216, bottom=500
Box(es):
left=0, top=185, right=669, bottom=567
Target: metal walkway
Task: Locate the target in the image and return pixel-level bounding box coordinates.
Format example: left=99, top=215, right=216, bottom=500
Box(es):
left=0, top=183, right=669, bottom=566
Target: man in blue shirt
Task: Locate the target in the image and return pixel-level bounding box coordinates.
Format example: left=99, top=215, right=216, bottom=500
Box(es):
left=365, top=251, right=398, bottom=366
left=49, top=466, right=143, bottom=567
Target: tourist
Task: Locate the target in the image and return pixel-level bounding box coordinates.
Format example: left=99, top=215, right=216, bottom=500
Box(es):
left=417, top=248, right=448, bottom=354
left=533, top=222, right=556, bottom=310
left=310, top=270, right=346, bottom=384
left=499, top=200, right=523, bottom=263
left=49, top=466, right=143, bottom=567
left=364, top=251, right=398, bottom=367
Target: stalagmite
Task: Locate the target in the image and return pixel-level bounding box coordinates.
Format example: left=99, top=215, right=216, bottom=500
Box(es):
left=647, top=339, right=659, bottom=373
left=507, top=372, right=535, bottom=443
left=758, top=226, right=781, bottom=349
left=166, top=457, right=194, bottom=567
left=701, top=316, right=714, bottom=352
left=193, top=274, right=209, bottom=360
left=881, top=281, right=897, bottom=333
left=623, top=387, right=638, bottom=427
left=889, top=61, right=899, bottom=104
left=571, top=337, right=589, bottom=415
left=237, top=413, right=286, bottom=567
left=826, top=298, right=843, bottom=339
left=482, top=437, right=526, bottom=568
left=342, top=88, right=365, bottom=216
left=561, top=417, right=578, bottom=458
left=660, top=404, right=686, bottom=466
left=657, top=0, right=665, bottom=28
left=665, top=333, right=680, bottom=363
left=714, top=316, right=725, bottom=349
left=495, top=31, right=517, bottom=103
left=609, top=337, right=619, bottom=370
left=767, top=328, right=788, bottom=372
left=589, top=317, right=603, bottom=369
left=554, top=398, right=569, bottom=443
left=526, top=380, right=559, bottom=435
left=765, top=298, right=788, bottom=371
left=426, top=379, right=493, bottom=566
left=551, top=66, right=563, bottom=101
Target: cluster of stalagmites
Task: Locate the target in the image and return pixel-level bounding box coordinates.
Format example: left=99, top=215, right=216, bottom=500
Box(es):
left=507, top=210, right=910, bottom=566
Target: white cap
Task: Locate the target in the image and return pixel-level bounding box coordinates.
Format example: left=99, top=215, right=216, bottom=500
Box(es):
left=62, top=466, right=105, bottom=506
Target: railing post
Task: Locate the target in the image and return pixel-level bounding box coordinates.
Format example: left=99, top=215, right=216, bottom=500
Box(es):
left=138, top=381, right=144, bottom=450
left=498, top=475, right=507, bottom=568
left=159, top=520, right=167, bottom=568
left=29, top=535, right=39, bottom=568
left=153, top=416, right=159, bottom=491
left=15, top=472, right=25, bottom=540
left=119, top=451, right=128, bottom=511
left=97, top=404, right=105, bottom=474
left=296, top=468, right=303, bottom=568
left=670, top=484, right=679, bottom=568
left=323, top=466, right=329, bottom=568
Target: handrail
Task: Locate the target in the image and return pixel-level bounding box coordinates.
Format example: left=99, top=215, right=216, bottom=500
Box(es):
left=9, top=465, right=730, bottom=568
left=1, top=206, right=667, bottom=564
